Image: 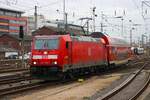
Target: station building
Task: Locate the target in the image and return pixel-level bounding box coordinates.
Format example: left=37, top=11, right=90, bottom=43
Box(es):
left=0, top=7, right=27, bottom=35
left=0, top=33, right=31, bottom=58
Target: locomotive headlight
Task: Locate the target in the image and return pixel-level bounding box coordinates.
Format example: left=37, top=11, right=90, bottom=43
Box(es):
left=44, top=51, right=48, bottom=54
left=33, top=61, right=37, bottom=64
left=54, top=61, right=57, bottom=64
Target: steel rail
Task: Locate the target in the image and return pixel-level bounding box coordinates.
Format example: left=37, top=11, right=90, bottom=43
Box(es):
left=0, top=68, right=29, bottom=73
left=96, top=62, right=148, bottom=100
left=0, top=80, right=45, bottom=97
left=129, top=72, right=150, bottom=100
left=0, top=60, right=147, bottom=98
left=0, top=76, right=32, bottom=85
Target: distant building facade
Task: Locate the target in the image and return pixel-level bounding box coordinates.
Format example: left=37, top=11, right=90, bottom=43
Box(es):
left=33, top=24, right=85, bottom=36
left=0, top=34, right=31, bottom=53
left=27, top=15, right=46, bottom=35
left=0, top=7, right=27, bottom=35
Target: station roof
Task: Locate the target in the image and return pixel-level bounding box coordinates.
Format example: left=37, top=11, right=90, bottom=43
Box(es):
left=33, top=24, right=85, bottom=36
left=0, top=33, right=32, bottom=41
left=0, top=7, right=24, bottom=14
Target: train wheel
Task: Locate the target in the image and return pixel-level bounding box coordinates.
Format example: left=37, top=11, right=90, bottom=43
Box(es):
left=110, top=63, right=116, bottom=69
left=59, top=71, right=74, bottom=82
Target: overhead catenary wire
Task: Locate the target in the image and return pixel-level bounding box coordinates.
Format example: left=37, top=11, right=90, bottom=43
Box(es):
left=0, top=0, right=33, bottom=11
left=100, top=13, right=136, bottom=31
left=0, top=0, right=60, bottom=13
left=23, top=0, right=60, bottom=12
left=131, top=0, right=146, bottom=22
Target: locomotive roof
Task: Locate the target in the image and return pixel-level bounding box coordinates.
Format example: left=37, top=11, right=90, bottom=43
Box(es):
left=33, top=34, right=99, bottom=42
left=34, top=35, right=64, bottom=38
left=34, top=33, right=130, bottom=47
left=71, top=35, right=98, bottom=42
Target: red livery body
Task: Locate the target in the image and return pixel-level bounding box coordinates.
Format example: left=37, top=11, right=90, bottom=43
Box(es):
left=105, top=36, right=132, bottom=65
left=30, top=32, right=132, bottom=79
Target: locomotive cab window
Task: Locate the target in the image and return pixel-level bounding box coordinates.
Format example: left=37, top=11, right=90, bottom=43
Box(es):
left=35, top=39, right=59, bottom=50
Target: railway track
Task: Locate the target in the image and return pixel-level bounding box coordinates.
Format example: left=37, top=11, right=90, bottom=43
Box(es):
left=0, top=79, right=45, bottom=97
left=7, top=61, right=146, bottom=99
left=0, top=74, right=108, bottom=99
left=0, top=67, right=30, bottom=85
left=0, top=59, right=29, bottom=74
left=0, top=74, right=31, bottom=85
left=0, top=59, right=147, bottom=98
left=0, top=69, right=41, bottom=98
left=0, top=73, right=98, bottom=98
left=96, top=62, right=150, bottom=100
left=0, top=67, right=29, bottom=74
left=0, top=77, right=81, bottom=98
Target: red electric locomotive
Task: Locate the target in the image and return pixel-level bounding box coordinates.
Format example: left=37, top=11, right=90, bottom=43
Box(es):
left=30, top=34, right=107, bottom=79
left=30, top=32, right=132, bottom=79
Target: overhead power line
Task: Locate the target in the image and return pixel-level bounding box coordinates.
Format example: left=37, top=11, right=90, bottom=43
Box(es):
left=131, top=0, right=144, bottom=20
left=24, top=0, right=60, bottom=12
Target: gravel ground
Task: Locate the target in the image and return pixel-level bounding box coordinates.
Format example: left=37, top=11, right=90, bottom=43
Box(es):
left=89, top=72, right=130, bottom=100
left=144, top=92, right=150, bottom=100
left=90, top=63, right=150, bottom=100
left=90, top=63, right=147, bottom=100
left=108, top=72, right=148, bottom=100
left=11, top=64, right=138, bottom=100
left=1, top=59, right=146, bottom=100
left=136, top=71, right=150, bottom=100
left=137, top=84, right=150, bottom=100
left=11, top=74, right=121, bottom=100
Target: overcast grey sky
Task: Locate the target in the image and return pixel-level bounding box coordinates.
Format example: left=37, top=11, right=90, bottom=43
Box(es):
left=0, top=0, right=143, bottom=21
left=0, top=0, right=149, bottom=41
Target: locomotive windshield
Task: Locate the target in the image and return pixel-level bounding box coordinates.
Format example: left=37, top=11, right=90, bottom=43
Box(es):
left=35, top=39, right=59, bottom=50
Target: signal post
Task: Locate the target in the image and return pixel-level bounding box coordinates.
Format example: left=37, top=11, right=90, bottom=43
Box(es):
left=19, top=26, right=25, bottom=68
